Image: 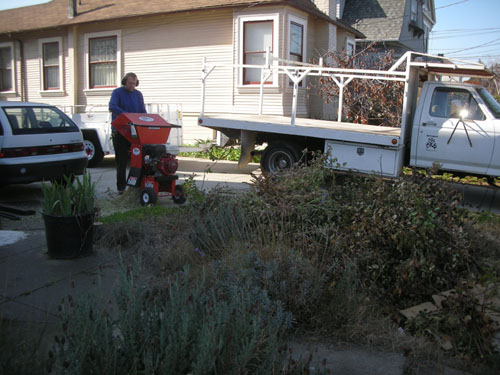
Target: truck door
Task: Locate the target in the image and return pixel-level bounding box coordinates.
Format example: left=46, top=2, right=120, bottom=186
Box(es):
left=414, top=86, right=494, bottom=175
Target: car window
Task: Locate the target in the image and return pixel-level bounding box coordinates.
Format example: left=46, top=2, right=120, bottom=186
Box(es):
left=2, top=106, right=79, bottom=135
left=476, top=87, right=500, bottom=119
left=429, top=87, right=485, bottom=121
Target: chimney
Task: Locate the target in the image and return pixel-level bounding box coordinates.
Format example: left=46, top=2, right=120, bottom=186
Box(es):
left=68, top=0, right=76, bottom=19
left=313, top=1, right=340, bottom=19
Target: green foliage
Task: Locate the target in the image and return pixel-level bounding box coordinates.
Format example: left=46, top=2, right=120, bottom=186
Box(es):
left=41, top=173, right=95, bottom=216
left=48, top=263, right=292, bottom=374
left=179, top=144, right=260, bottom=163
left=182, top=173, right=206, bottom=204
left=100, top=204, right=176, bottom=224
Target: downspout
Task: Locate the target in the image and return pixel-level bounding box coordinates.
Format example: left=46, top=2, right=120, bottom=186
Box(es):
left=68, top=25, right=78, bottom=110
left=15, top=39, right=25, bottom=101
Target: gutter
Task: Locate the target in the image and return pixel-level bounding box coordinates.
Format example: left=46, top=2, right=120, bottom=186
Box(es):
left=0, top=0, right=365, bottom=39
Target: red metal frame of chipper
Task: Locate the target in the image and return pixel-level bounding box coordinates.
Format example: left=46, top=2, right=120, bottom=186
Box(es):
left=111, top=113, right=185, bottom=205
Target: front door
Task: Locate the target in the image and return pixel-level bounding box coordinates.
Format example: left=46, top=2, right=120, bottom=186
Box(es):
left=414, top=86, right=494, bottom=175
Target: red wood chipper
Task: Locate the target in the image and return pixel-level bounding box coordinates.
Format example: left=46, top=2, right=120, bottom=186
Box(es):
left=111, top=113, right=186, bottom=206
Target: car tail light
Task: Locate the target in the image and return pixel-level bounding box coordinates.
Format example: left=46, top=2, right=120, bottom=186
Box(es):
left=0, top=142, right=84, bottom=158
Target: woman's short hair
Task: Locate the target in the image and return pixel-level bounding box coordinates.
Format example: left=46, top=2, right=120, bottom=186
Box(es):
left=121, top=72, right=139, bottom=86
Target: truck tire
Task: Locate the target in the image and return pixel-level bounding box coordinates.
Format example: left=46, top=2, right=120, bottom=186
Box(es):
left=260, top=142, right=301, bottom=174
left=83, top=131, right=104, bottom=167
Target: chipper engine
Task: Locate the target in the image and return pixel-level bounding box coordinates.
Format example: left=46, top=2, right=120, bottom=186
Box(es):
left=111, top=113, right=185, bottom=206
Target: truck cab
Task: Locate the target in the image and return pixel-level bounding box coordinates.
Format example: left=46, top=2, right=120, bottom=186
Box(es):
left=410, top=81, right=500, bottom=178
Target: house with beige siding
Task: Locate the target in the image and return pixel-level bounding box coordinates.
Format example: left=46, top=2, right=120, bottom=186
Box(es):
left=0, top=0, right=363, bottom=143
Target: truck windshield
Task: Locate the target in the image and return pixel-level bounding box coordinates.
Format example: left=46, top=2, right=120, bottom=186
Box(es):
left=476, top=88, right=500, bottom=119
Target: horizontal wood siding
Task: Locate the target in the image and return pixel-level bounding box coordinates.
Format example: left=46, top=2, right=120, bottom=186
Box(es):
left=23, top=35, right=70, bottom=107
left=75, top=10, right=234, bottom=115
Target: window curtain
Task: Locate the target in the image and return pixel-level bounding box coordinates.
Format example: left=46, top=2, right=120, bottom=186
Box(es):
left=90, top=37, right=117, bottom=87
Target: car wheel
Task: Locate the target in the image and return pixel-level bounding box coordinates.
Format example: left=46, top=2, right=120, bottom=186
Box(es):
left=140, top=187, right=157, bottom=206
left=83, top=133, right=104, bottom=167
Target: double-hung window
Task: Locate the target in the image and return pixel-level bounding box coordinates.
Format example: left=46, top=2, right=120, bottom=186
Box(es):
left=238, top=14, right=278, bottom=86
left=84, top=31, right=121, bottom=90
left=89, top=36, right=117, bottom=88
left=39, top=37, right=63, bottom=91
left=289, top=22, right=303, bottom=63
left=0, top=43, right=14, bottom=92
left=288, top=15, right=307, bottom=87
left=243, top=20, right=273, bottom=84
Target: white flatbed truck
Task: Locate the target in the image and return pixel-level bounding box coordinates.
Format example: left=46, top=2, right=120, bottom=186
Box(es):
left=197, top=52, right=499, bottom=179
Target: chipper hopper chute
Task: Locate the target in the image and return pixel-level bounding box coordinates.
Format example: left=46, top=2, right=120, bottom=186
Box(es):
left=112, top=113, right=185, bottom=206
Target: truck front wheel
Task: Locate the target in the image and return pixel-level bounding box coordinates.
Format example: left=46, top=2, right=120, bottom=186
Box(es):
left=260, top=142, right=300, bottom=174
left=83, top=132, right=104, bottom=167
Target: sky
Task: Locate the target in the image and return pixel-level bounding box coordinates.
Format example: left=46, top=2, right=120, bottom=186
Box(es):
left=428, top=0, right=499, bottom=64
left=0, top=0, right=498, bottom=65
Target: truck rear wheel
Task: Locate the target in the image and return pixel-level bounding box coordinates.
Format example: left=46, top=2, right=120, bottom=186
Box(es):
left=83, top=132, right=104, bottom=167
left=260, top=142, right=300, bottom=174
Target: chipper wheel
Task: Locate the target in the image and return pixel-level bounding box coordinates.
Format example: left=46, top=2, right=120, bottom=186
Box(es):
left=140, top=187, right=157, bottom=206
left=172, top=184, right=186, bottom=204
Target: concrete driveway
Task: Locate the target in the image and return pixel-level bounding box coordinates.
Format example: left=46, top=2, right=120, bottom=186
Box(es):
left=89, top=156, right=260, bottom=199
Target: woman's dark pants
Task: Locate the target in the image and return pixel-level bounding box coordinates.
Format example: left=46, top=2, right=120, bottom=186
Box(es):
left=112, top=130, right=131, bottom=191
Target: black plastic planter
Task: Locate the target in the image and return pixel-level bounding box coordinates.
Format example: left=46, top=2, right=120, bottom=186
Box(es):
left=41, top=212, right=94, bottom=259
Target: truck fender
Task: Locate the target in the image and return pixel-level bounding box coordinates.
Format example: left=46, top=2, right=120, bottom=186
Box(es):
left=238, top=130, right=256, bottom=168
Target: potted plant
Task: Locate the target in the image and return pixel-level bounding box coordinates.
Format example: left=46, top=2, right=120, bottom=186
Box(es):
left=40, top=173, right=96, bottom=259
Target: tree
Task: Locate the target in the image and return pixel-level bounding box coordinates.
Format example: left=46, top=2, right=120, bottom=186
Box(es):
left=314, top=45, right=405, bottom=127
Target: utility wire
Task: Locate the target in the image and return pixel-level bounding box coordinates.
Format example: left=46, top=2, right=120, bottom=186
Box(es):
left=435, top=0, right=469, bottom=10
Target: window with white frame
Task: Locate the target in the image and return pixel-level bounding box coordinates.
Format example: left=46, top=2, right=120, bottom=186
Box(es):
left=89, top=36, right=117, bottom=88
left=39, top=38, right=63, bottom=91
left=238, top=14, right=278, bottom=86
left=84, top=31, right=121, bottom=90
left=289, top=22, right=303, bottom=63
left=288, top=15, right=307, bottom=87
left=243, top=21, right=273, bottom=84
left=0, top=43, right=14, bottom=92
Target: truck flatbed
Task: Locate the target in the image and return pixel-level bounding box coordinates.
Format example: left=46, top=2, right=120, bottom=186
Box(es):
left=198, top=114, right=402, bottom=147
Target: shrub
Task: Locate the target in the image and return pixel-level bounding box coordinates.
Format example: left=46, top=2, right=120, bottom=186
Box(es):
left=48, top=263, right=292, bottom=374
left=190, top=155, right=479, bottom=310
